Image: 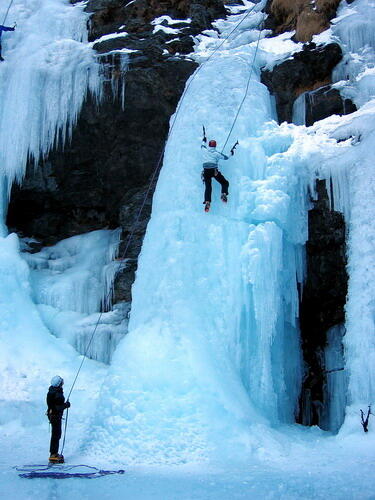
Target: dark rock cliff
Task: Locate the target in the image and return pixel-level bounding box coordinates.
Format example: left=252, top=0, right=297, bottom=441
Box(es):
left=261, top=42, right=344, bottom=124
left=7, top=0, right=228, bottom=304
left=298, top=180, right=348, bottom=426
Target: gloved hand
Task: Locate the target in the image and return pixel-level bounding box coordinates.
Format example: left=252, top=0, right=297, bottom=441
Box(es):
left=65, top=401, right=71, bottom=408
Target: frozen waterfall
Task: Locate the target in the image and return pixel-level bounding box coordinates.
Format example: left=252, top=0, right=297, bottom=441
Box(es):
left=0, top=0, right=115, bottom=426
left=89, top=2, right=310, bottom=465
left=0, top=0, right=374, bottom=484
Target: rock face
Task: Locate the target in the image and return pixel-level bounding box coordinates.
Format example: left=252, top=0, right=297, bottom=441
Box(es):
left=264, top=0, right=341, bottom=42
left=261, top=43, right=343, bottom=123
left=298, top=180, right=348, bottom=426
left=303, top=86, right=357, bottom=126
left=7, top=0, right=228, bottom=303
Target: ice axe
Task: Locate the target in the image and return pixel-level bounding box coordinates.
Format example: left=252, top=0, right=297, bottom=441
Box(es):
left=230, top=140, right=239, bottom=156
left=202, top=125, right=207, bottom=143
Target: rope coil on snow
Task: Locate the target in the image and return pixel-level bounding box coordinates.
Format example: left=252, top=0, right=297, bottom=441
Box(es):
left=16, top=464, right=125, bottom=479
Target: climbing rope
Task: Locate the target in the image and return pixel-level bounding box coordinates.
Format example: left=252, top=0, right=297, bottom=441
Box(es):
left=17, top=464, right=125, bottom=479
left=221, top=20, right=264, bottom=153
left=2, top=0, right=15, bottom=26
left=62, top=2, right=265, bottom=451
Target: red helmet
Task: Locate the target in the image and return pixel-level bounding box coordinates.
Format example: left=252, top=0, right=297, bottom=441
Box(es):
left=208, top=140, right=217, bottom=147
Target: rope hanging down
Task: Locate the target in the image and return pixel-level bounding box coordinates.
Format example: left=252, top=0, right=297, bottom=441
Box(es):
left=62, top=3, right=265, bottom=451
left=221, top=21, right=264, bottom=153
left=2, top=0, right=15, bottom=26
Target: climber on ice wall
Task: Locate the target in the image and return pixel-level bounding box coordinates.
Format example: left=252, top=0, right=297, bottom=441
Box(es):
left=0, top=23, right=15, bottom=61
left=201, top=127, right=235, bottom=212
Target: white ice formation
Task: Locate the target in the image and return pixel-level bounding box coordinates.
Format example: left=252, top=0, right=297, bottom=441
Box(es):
left=0, top=0, right=374, bottom=476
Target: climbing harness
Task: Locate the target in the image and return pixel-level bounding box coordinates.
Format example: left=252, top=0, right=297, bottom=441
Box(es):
left=360, top=405, right=372, bottom=433
left=61, top=2, right=266, bottom=452
left=16, top=464, right=125, bottom=479
left=2, top=0, right=15, bottom=26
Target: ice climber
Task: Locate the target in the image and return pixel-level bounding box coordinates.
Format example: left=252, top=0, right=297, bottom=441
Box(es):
left=0, top=24, right=16, bottom=61
left=46, top=375, right=71, bottom=463
left=201, top=131, right=232, bottom=212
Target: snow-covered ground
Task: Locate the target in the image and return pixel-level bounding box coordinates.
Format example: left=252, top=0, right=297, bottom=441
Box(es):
left=0, top=0, right=374, bottom=497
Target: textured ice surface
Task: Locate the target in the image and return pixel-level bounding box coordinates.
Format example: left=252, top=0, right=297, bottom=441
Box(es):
left=89, top=0, right=375, bottom=465
left=0, top=0, right=109, bottom=464
left=0, top=0, right=374, bottom=491
left=321, top=324, right=347, bottom=433
left=0, top=0, right=103, bottom=189
left=22, top=229, right=125, bottom=363
left=89, top=2, right=310, bottom=465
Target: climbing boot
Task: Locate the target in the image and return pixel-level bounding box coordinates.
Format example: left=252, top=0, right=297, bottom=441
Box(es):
left=204, top=201, right=210, bottom=212
left=0, top=57, right=4, bottom=62
left=221, top=193, right=228, bottom=203
left=49, top=453, right=64, bottom=463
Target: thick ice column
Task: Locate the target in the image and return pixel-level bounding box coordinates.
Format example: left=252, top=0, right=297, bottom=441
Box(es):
left=292, top=93, right=306, bottom=126
left=90, top=4, right=307, bottom=463
left=321, top=0, right=375, bottom=411
left=321, top=325, right=347, bottom=433
left=344, top=154, right=375, bottom=405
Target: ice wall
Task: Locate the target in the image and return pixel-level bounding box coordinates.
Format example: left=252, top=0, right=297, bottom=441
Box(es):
left=0, top=0, right=103, bottom=189
left=315, top=0, right=375, bottom=412
left=89, top=2, right=310, bottom=465
left=321, top=324, right=347, bottom=433
left=0, top=0, right=112, bottom=426
left=0, top=1, right=129, bottom=366
left=22, top=229, right=125, bottom=364
left=292, top=92, right=306, bottom=126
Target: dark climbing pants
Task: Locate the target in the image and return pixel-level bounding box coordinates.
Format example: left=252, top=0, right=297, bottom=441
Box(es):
left=203, top=168, right=229, bottom=203
left=49, top=417, right=62, bottom=454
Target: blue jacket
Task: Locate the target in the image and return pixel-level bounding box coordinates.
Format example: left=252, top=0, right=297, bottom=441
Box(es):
left=0, top=25, right=15, bottom=38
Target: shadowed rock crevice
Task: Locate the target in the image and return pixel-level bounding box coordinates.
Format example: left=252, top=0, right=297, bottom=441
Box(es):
left=298, top=180, right=348, bottom=428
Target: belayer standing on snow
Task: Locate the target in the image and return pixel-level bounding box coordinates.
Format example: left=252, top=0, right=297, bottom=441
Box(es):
left=46, top=376, right=71, bottom=463
left=0, top=23, right=16, bottom=62
left=201, top=127, right=235, bottom=212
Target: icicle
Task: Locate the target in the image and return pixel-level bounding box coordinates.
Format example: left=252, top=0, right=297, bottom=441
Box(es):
left=321, top=324, right=347, bottom=433
left=292, top=92, right=307, bottom=126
